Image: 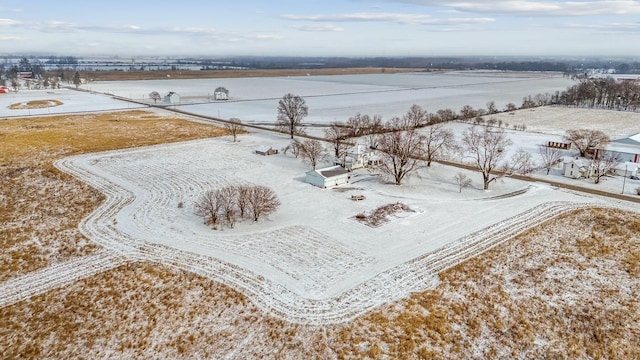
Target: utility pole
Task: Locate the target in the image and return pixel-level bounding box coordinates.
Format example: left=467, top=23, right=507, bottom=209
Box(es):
left=621, top=163, right=628, bottom=194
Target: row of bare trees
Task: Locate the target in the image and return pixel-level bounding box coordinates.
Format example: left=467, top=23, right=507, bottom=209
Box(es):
left=194, top=185, right=280, bottom=230
left=557, top=77, right=640, bottom=111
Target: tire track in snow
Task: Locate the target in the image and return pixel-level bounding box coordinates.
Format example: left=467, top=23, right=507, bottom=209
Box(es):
left=0, top=251, right=126, bottom=308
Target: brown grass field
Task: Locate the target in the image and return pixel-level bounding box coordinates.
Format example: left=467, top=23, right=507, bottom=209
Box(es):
left=79, top=67, right=426, bottom=82
left=0, top=110, right=227, bottom=282
left=1, top=109, right=639, bottom=359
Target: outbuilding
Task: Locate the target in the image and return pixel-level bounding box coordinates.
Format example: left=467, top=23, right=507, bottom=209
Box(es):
left=214, top=87, right=229, bottom=100
left=613, top=162, right=639, bottom=177
left=305, top=166, right=350, bottom=188
left=163, top=91, right=180, bottom=104
left=255, top=146, right=278, bottom=156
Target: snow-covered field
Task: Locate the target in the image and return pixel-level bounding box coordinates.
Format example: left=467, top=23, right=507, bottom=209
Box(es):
left=29, top=131, right=629, bottom=324
left=0, top=89, right=135, bottom=117
left=85, top=71, right=574, bottom=124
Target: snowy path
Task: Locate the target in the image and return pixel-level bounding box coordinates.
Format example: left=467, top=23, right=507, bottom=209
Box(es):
left=0, top=251, right=125, bottom=308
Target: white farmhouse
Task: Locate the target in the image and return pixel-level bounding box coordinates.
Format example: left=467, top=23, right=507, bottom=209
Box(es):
left=341, top=144, right=378, bottom=170
left=563, top=159, right=593, bottom=179
left=305, top=166, right=350, bottom=188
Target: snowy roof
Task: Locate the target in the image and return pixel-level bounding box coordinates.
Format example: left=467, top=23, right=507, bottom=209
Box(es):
left=606, top=142, right=640, bottom=154
left=255, top=145, right=274, bottom=152
left=615, top=162, right=639, bottom=172
left=313, top=165, right=349, bottom=178
left=612, top=133, right=640, bottom=146
left=564, top=158, right=591, bottom=169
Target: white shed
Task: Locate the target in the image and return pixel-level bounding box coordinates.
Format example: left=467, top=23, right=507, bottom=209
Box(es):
left=163, top=91, right=180, bottom=104
left=305, top=166, right=350, bottom=188
left=214, top=87, right=229, bottom=100
left=613, top=162, right=639, bottom=177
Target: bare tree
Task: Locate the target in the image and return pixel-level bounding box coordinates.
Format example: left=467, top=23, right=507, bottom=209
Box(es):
left=276, top=93, right=308, bottom=138
left=459, top=105, right=477, bottom=122
left=592, top=151, right=621, bottom=184
left=404, top=104, right=429, bottom=128
left=236, top=185, right=251, bottom=219
left=454, top=172, right=472, bottom=193
left=149, top=91, right=161, bottom=103
left=225, top=118, right=243, bottom=142
left=300, top=139, right=326, bottom=170
left=504, top=103, right=518, bottom=112
left=436, top=108, right=456, bottom=122
left=363, top=114, right=383, bottom=149
left=564, top=129, right=610, bottom=157
left=194, top=190, right=223, bottom=229
left=486, top=101, right=498, bottom=114
left=538, top=145, right=563, bottom=175
left=247, top=185, right=281, bottom=221
left=324, top=122, right=350, bottom=165
left=423, top=123, right=455, bottom=167
left=461, top=125, right=512, bottom=190
left=283, top=140, right=303, bottom=158
left=507, top=148, right=536, bottom=175
left=346, top=113, right=368, bottom=137
left=376, top=117, right=425, bottom=185
left=218, top=186, right=238, bottom=229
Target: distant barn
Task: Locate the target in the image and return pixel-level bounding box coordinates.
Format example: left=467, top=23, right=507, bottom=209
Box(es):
left=163, top=91, right=180, bottom=104
left=214, top=87, right=229, bottom=100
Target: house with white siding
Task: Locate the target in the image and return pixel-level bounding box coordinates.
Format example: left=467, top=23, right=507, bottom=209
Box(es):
left=340, top=144, right=379, bottom=170
left=563, top=159, right=593, bottom=179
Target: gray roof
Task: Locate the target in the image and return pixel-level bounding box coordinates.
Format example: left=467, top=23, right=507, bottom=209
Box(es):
left=318, top=166, right=348, bottom=178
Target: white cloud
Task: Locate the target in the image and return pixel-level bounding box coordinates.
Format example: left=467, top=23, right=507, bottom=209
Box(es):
left=293, top=24, right=345, bottom=32
left=565, top=21, right=640, bottom=33
left=281, top=12, right=493, bottom=25
left=0, top=18, right=21, bottom=26
left=375, top=0, right=640, bottom=16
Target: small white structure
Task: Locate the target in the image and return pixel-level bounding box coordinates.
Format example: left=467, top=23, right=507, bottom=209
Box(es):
left=563, top=159, right=593, bottom=179
left=255, top=146, right=278, bottom=156
left=305, top=166, right=350, bottom=188
left=214, top=87, right=229, bottom=100
left=341, top=144, right=377, bottom=170
left=163, top=91, right=180, bottom=104
left=613, top=162, right=639, bottom=177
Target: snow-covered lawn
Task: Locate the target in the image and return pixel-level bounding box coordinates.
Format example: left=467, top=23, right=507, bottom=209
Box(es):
left=46, top=131, right=622, bottom=323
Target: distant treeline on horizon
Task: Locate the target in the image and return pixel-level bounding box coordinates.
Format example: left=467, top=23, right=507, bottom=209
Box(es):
left=2, top=55, right=640, bottom=74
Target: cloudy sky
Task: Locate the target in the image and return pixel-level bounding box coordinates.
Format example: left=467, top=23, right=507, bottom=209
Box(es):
left=1, top=0, right=638, bottom=57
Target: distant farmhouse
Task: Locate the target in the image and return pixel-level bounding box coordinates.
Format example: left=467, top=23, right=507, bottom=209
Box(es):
left=306, top=166, right=350, bottom=188
left=337, top=144, right=381, bottom=170
left=214, top=87, right=229, bottom=100
left=163, top=91, right=180, bottom=104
